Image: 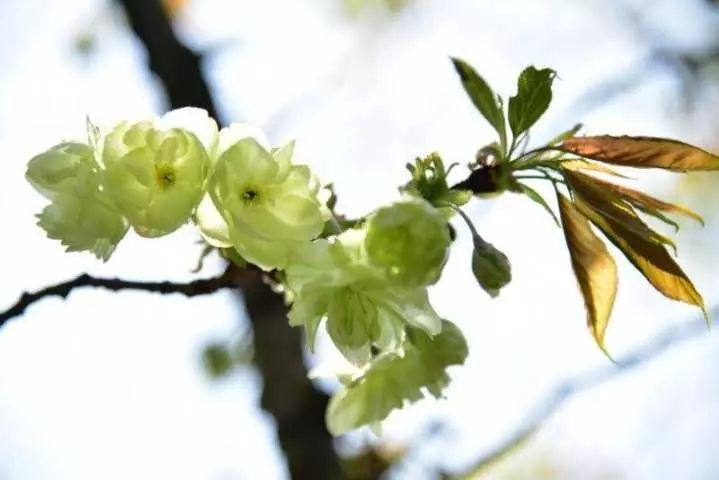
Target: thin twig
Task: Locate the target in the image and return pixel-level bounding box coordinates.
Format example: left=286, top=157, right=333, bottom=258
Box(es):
left=449, top=309, right=714, bottom=479
left=0, top=266, right=237, bottom=328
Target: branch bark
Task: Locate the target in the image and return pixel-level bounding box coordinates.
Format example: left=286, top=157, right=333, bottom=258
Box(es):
left=238, top=272, right=343, bottom=479
left=117, top=0, right=220, bottom=120
left=0, top=267, right=235, bottom=328
left=112, top=2, right=341, bottom=478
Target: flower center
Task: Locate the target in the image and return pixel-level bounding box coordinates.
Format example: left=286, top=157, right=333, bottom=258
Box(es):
left=155, top=164, right=176, bottom=190
left=241, top=187, right=260, bottom=203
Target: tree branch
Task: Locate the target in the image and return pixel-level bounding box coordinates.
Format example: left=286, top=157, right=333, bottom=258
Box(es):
left=0, top=266, right=236, bottom=328
left=116, top=0, right=220, bottom=120
left=109, top=2, right=342, bottom=478
left=449, top=309, right=715, bottom=479
left=240, top=273, right=343, bottom=480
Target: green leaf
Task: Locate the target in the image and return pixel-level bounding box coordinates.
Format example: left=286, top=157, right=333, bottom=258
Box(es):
left=326, top=320, right=467, bottom=435
left=508, top=66, right=556, bottom=138
left=517, top=183, right=560, bottom=226
left=451, top=57, right=506, bottom=146
left=548, top=123, right=582, bottom=145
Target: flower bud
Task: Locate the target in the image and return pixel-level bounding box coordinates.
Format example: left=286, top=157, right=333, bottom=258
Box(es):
left=364, top=198, right=450, bottom=286
left=472, top=240, right=511, bottom=297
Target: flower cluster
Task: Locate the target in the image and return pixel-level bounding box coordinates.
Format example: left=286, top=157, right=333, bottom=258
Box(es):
left=26, top=107, right=467, bottom=434
left=27, top=109, right=330, bottom=270
left=27, top=59, right=717, bottom=435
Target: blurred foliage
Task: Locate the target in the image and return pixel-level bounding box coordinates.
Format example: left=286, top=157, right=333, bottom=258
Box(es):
left=343, top=0, right=411, bottom=16
left=162, top=0, right=189, bottom=18
left=202, top=336, right=253, bottom=378
left=468, top=444, right=623, bottom=480
left=340, top=443, right=405, bottom=480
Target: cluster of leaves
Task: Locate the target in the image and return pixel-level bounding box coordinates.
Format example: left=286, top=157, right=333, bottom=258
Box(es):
left=26, top=58, right=718, bottom=435
left=450, top=57, right=718, bottom=353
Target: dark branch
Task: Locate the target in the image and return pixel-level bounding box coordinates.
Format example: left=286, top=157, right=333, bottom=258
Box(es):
left=240, top=272, right=343, bottom=480
left=116, top=0, right=220, bottom=120
left=0, top=267, right=236, bottom=328
left=449, top=310, right=714, bottom=479
left=112, top=2, right=342, bottom=478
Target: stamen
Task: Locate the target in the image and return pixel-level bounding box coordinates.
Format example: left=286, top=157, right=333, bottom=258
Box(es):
left=155, top=164, right=176, bottom=190
left=242, top=189, right=258, bottom=201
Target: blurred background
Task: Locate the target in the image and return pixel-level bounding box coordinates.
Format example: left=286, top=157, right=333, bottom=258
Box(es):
left=1, top=0, right=719, bottom=478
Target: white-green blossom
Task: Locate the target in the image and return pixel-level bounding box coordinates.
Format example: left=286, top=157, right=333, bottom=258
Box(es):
left=26, top=142, right=128, bottom=260
left=102, top=110, right=211, bottom=237
left=200, top=125, right=329, bottom=270
left=286, top=229, right=442, bottom=365
left=365, top=197, right=450, bottom=287
left=326, top=320, right=467, bottom=435
left=26, top=142, right=97, bottom=197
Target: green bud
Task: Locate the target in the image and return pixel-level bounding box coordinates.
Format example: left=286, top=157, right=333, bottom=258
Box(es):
left=401, top=152, right=471, bottom=207
left=102, top=118, right=209, bottom=237
left=472, top=239, right=511, bottom=297
left=365, top=198, right=449, bottom=286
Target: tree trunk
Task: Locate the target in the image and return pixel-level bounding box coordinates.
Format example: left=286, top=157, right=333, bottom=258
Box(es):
left=114, top=2, right=342, bottom=477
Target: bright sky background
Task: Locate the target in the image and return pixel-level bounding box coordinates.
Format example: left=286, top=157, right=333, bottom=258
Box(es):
left=1, top=0, right=719, bottom=479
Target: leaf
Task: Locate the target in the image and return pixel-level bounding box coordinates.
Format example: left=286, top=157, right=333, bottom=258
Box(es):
left=573, top=195, right=706, bottom=317
left=559, top=136, right=719, bottom=171
left=564, top=169, right=678, bottom=254
left=548, top=123, right=582, bottom=145
left=563, top=169, right=703, bottom=228
left=326, top=320, right=467, bottom=435
left=632, top=205, right=681, bottom=232
left=557, top=194, right=618, bottom=353
left=451, top=57, right=506, bottom=143
left=518, top=183, right=560, bottom=226
left=508, top=66, right=556, bottom=137
left=561, top=159, right=629, bottom=178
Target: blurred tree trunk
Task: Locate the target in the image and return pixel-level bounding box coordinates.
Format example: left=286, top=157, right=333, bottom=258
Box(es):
left=117, top=0, right=219, bottom=121
left=239, top=270, right=342, bottom=480
left=115, top=1, right=342, bottom=478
